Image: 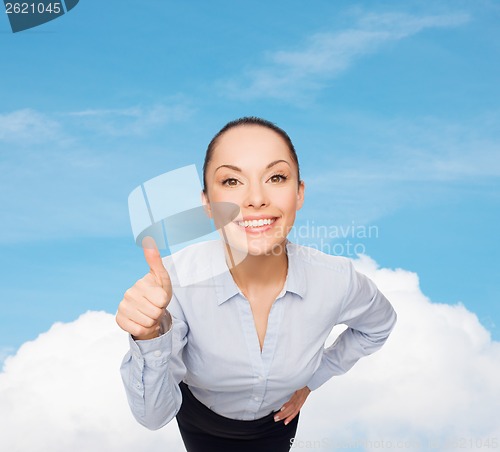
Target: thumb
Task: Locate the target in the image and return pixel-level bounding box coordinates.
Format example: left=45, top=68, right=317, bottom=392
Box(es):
left=142, top=236, right=171, bottom=289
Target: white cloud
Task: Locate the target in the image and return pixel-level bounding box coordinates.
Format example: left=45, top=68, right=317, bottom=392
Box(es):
left=352, top=113, right=500, bottom=181
left=0, top=101, right=193, bottom=149
left=67, top=102, right=194, bottom=137
left=1, top=257, right=498, bottom=451
left=0, top=347, right=16, bottom=368
left=68, top=107, right=145, bottom=117
left=0, top=101, right=195, bottom=244
left=297, top=255, right=500, bottom=450
left=222, top=12, right=470, bottom=101
left=0, top=311, right=185, bottom=452
left=0, top=109, right=67, bottom=145
left=300, top=112, right=500, bottom=225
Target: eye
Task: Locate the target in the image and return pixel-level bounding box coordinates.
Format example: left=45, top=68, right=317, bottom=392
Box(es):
left=269, top=173, right=288, bottom=183
left=221, top=177, right=240, bottom=187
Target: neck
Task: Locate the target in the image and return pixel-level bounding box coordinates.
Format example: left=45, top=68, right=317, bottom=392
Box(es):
left=224, top=241, right=288, bottom=296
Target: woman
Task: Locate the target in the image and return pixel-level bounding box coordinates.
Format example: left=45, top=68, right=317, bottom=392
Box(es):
left=116, top=117, right=397, bottom=452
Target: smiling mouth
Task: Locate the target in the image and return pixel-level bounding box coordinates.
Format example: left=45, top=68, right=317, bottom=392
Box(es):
left=235, top=217, right=277, bottom=229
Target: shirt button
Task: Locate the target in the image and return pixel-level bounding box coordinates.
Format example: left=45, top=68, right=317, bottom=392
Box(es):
left=258, top=376, right=264, bottom=381
left=253, top=396, right=259, bottom=402
left=153, top=350, right=161, bottom=357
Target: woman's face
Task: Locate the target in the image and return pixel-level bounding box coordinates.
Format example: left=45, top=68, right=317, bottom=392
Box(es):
left=203, top=125, right=305, bottom=257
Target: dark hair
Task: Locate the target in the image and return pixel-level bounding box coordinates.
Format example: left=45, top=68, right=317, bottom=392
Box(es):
left=202, top=116, right=301, bottom=193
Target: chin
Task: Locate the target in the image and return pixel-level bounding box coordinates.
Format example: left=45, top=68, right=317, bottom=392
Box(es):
left=244, top=238, right=288, bottom=257
left=222, top=237, right=285, bottom=260
left=218, top=222, right=288, bottom=259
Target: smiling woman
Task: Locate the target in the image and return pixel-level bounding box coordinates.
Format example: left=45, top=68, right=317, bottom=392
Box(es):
left=202, top=119, right=304, bottom=260
left=116, top=117, right=397, bottom=452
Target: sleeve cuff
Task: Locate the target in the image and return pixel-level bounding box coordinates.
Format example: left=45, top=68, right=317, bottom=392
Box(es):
left=128, top=322, right=173, bottom=367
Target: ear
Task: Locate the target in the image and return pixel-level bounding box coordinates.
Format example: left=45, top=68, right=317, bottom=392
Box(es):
left=201, top=190, right=212, bottom=218
left=296, top=180, right=305, bottom=211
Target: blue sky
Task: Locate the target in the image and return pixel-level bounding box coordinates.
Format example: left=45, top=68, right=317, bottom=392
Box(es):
left=1, top=0, right=499, bottom=360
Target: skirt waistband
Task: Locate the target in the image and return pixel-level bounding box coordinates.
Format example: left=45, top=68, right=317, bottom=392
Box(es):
left=176, top=381, right=295, bottom=439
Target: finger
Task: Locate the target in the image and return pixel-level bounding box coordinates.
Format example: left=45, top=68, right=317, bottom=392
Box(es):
left=274, top=404, right=293, bottom=422
left=280, top=394, right=299, bottom=412
left=277, top=391, right=307, bottom=421
left=136, top=279, right=169, bottom=310
left=123, top=283, right=166, bottom=312
left=142, top=236, right=171, bottom=290
left=120, top=298, right=160, bottom=328
left=137, top=296, right=166, bottom=318
left=284, top=411, right=298, bottom=426
left=129, top=309, right=158, bottom=329
left=116, top=312, right=159, bottom=339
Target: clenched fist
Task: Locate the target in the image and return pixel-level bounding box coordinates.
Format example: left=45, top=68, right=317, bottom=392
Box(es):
left=116, top=237, right=172, bottom=341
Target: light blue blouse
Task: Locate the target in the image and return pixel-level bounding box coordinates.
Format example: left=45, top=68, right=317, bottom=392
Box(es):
left=120, top=240, right=397, bottom=429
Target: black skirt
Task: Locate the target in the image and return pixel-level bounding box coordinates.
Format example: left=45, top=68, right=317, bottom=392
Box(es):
left=175, top=381, right=300, bottom=452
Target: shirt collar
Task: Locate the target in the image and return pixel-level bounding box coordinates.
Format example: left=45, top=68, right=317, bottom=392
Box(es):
left=213, top=240, right=307, bottom=306
left=283, top=240, right=307, bottom=299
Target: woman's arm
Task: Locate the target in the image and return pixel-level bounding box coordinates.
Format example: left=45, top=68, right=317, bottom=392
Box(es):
left=120, top=305, right=188, bottom=430
left=306, top=260, right=397, bottom=391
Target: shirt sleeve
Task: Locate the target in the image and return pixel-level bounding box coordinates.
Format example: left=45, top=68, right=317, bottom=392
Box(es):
left=119, top=300, right=188, bottom=430
left=306, top=260, right=397, bottom=391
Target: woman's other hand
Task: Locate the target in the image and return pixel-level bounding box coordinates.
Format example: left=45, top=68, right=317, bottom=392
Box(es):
left=275, top=386, right=311, bottom=425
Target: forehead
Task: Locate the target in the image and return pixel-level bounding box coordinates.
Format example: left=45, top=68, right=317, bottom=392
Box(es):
left=212, top=125, right=291, bottom=165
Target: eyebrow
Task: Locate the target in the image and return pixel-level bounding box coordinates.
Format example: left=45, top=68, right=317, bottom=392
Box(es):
left=215, top=159, right=291, bottom=173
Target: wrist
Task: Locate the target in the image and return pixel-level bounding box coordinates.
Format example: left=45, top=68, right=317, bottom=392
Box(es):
left=132, top=327, right=160, bottom=341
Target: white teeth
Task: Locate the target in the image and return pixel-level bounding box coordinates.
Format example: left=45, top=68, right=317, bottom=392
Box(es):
left=237, top=218, right=275, bottom=228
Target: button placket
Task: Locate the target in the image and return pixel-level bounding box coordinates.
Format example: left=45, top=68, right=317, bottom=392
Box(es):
left=260, top=298, right=285, bottom=376
left=235, top=297, right=267, bottom=416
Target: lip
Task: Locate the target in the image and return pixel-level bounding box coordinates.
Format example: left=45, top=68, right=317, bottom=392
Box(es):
left=239, top=215, right=278, bottom=221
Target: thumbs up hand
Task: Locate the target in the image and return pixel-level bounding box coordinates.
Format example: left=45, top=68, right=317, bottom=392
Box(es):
left=116, top=237, right=173, bottom=341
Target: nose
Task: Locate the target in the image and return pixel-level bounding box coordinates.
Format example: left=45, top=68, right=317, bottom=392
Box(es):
left=244, top=181, right=269, bottom=209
